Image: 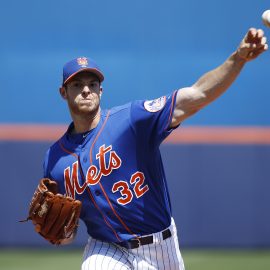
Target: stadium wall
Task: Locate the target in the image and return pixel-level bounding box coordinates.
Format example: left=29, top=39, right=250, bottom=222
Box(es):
left=1, top=129, right=269, bottom=248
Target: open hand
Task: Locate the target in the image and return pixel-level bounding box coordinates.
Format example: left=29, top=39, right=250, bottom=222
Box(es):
left=237, top=28, right=268, bottom=61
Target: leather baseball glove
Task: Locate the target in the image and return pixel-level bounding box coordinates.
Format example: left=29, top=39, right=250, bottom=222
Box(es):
left=21, top=178, right=82, bottom=245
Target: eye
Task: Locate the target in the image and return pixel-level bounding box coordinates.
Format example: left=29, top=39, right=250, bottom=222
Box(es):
left=73, top=82, right=83, bottom=88
left=90, top=82, right=98, bottom=87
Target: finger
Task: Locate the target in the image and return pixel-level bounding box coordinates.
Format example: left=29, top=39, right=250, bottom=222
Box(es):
left=247, top=29, right=265, bottom=44
left=253, top=29, right=266, bottom=45
left=246, top=28, right=257, bottom=42
left=255, top=43, right=268, bottom=53
left=244, top=43, right=257, bottom=49
left=248, top=44, right=268, bottom=59
left=256, top=29, right=264, bottom=39
left=253, top=46, right=267, bottom=58
left=250, top=36, right=268, bottom=49
left=257, top=36, right=268, bottom=49
left=254, top=36, right=268, bottom=49
left=261, top=36, right=267, bottom=46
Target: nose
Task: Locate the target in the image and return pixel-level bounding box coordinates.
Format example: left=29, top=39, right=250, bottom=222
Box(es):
left=82, top=85, right=91, bottom=97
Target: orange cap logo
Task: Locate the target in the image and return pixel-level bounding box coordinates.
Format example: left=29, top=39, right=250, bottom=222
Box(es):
left=77, top=57, right=88, bottom=67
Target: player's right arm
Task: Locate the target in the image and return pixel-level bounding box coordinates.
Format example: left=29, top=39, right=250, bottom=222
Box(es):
left=170, top=28, right=268, bottom=128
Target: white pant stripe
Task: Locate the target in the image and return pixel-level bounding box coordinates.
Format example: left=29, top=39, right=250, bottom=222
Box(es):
left=168, top=231, right=177, bottom=267
left=95, top=241, right=103, bottom=269
left=159, top=233, right=166, bottom=270
left=153, top=240, right=159, bottom=269
left=147, top=243, right=152, bottom=266
left=164, top=235, right=171, bottom=269
left=101, top=242, right=109, bottom=269
left=107, top=244, right=117, bottom=267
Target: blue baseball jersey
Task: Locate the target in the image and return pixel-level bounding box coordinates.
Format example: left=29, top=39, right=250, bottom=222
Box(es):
left=44, top=90, right=179, bottom=243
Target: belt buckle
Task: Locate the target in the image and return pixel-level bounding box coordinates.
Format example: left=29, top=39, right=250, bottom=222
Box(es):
left=133, top=238, right=141, bottom=248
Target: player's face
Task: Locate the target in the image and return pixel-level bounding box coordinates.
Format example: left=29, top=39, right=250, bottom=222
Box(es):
left=60, top=72, right=102, bottom=116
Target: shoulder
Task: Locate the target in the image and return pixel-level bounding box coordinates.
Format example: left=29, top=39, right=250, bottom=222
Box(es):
left=106, top=102, right=132, bottom=116
left=44, top=141, right=60, bottom=163
left=43, top=137, right=63, bottom=176
left=100, top=103, right=133, bottom=122
left=44, top=129, right=68, bottom=159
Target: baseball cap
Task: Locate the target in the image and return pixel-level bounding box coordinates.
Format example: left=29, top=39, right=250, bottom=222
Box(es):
left=62, top=56, right=104, bottom=85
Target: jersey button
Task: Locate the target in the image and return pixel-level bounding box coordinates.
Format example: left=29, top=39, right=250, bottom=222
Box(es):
left=83, top=157, right=87, bottom=163
left=95, top=190, right=101, bottom=196
left=81, top=148, right=85, bottom=152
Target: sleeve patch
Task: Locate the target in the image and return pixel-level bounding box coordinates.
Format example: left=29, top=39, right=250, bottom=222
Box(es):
left=143, top=96, right=166, bottom=112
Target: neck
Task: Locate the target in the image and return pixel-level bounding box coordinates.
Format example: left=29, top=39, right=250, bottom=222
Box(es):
left=71, top=108, right=101, bottom=134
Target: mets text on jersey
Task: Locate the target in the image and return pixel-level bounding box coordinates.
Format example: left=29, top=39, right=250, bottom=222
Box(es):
left=64, top=144, right=149, bottom=205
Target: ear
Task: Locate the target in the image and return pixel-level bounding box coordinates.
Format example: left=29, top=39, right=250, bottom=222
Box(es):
left=99, top=86, right=103, bottom=98
left=59, top=86, right=67, bottom=100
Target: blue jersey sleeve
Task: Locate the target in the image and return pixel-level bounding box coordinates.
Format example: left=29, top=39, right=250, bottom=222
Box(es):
left=43, top=149, right=50, bottom=178
left=130, top=90, right=179, bottom=146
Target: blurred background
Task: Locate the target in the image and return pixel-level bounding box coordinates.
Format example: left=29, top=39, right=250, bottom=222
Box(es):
left=0, top=0, right=270, bottom=269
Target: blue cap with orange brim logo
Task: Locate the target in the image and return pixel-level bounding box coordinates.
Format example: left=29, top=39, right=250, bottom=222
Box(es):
left=62, top=57, right=104, bottom=85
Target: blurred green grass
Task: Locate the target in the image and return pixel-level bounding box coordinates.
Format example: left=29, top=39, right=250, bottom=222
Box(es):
left=0, top=248, right=270, bottom=270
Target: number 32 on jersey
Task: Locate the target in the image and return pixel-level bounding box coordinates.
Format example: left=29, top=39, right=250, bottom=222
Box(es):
left=112, top=172, right=149, bottom=205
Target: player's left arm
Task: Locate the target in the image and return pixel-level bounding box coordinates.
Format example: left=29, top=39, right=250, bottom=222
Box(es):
left=170, top=28, right=268, bottom=127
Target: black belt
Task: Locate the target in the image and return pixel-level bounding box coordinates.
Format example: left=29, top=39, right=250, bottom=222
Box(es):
left=118, top=228, right=172, bottom=249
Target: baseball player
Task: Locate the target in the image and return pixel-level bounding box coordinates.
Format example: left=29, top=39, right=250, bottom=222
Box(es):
left=43, top=28, right=267, bottom=269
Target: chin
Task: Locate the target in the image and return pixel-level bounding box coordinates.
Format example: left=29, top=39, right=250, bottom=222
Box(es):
left=69, top=101, right=100, bottom=116
left=78, top=105, right=99, bottom=115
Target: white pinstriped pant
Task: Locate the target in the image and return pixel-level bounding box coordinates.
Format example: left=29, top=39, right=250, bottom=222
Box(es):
left=81, top=218, right=185, bottom=270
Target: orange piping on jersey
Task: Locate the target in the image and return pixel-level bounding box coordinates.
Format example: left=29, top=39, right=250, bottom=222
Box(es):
left=59, top=140, right=121, bottom=242
left=98, top=182, right=138, bottom=238
left=86, top=187, right=121, bottom=242
left=165, top=90, right=177, bottom=130
left=89, top=111, right=138, bottom=238
left=89, top=111, right=110, bottom=164
left=59, top=141, right=77, bottom=158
